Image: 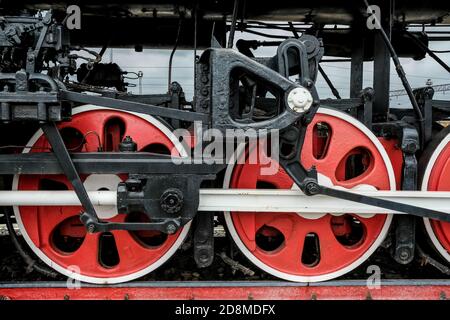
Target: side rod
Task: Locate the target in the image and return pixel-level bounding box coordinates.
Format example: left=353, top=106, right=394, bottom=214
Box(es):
left=1, top=189, right=450, bottom=217
left=41, top=123, right=99, bottom=226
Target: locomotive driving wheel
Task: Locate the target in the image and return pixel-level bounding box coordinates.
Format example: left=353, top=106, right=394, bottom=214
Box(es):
left=13, top=105, right=191, bottom=284
left=224, top=108, right=396, bottom=282
left=421, top=126, right=450, bottom=262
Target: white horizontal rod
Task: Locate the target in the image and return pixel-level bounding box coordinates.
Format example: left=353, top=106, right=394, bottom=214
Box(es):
left=0, top=191, right=117, bottom=206
left=0, top=189, right=450, bottom=215
left=199, top=189, right=450, bottom=214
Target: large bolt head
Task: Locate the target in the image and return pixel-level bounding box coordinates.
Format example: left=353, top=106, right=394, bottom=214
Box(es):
left=160, top=188, right=184, bottom=214
left=165, top=222, right=177, bottom=234
left=287, top=87, right=313, bottom=113
left=87, top=224, right=96, bottom=234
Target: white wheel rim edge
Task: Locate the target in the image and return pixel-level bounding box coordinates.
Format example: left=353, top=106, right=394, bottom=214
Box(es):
left=223, top=107, right=395, bottom=282
left=421, top=133, right=450, bottom=262
left=12, top=105, right=191, bottom=284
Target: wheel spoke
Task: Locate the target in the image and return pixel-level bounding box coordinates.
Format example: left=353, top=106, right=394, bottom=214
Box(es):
left=62, top=233, right=100, bottom=268
left=422, top=130, right=450, bottom=262
left=315, top=218, right=355, bottom=269
left=113, top=231, right=153, bottom=260
left=15, top=107, right=189, bottom=283
left=259, top=220, right=308, bottom=271
left=227, top=108, right=394, bottom=281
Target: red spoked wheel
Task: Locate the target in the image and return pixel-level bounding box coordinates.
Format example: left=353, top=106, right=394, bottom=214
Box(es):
left=421, top=127, right=450, bottom=262
left=224, top=108, right=395, bottom=282
left=13, top=105, right=190, bottom=284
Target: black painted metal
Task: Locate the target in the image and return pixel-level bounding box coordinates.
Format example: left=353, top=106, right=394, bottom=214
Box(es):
left=193, top=212, right=215, bottom=268
left=61, top=91, right=209, bottom=123
left=372, top=0, right=392, bottom=121
left=41, top=122, right=99, bottom=227
left=320, top=185, right=450, bottom=222
left=415, top=87, right=435, bottom=145
left=404, top=31, right=450, bottom=73
left=200, top=48, right=304, bottom=132
left=114, top=174, right=215, bottom=233
left=0, top=72, right=69, bottom=122
left=393, top=126, right=420, bottom=265
left=318, top=65, right=342, bottom=99
left=350, top=27, right=364, bottom=99
left=0, top=152, right=226, bottom=174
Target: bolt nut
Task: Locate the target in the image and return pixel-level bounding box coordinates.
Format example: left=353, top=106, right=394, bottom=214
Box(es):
left=201, top=75, right=209, bottom=84
left=201, top=100, right=209, bottom=109
left=119, top=136, right=137, bottom=152
left=160, top=188, right=184, bottom=214
left=287, top=87, right=313, bottom=113
left=305, top=181, right=320, bottom=195
left=404, top=142, right=417, bottom=154
left=87, top=224, right=96, bottom=234
left=201, top=87, right=209, bottom=96
left=399, top=249, right=411, bottom=261
left=165, top=222, right=177, bottom=234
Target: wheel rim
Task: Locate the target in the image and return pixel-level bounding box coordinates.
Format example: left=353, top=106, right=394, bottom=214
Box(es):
left=224, top=108, right=395, bottom=282
left=13, top=105, right=191, bottom=284
left=422, top=129, right=450, bottom=262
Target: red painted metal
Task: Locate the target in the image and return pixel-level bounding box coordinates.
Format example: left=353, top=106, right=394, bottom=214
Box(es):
left=379, top=138, right=403, bottom=189
left=229, top=111, right=392, bottom=278
left=0, top=284, right=449, bottom=300
left=16, top=109, right=187, bottom=280
left=425, top=135, right=450, bottom=253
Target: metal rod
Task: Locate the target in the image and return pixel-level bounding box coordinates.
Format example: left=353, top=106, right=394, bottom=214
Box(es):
left=41, top=122, right=99, bottom=221
left=318, top=65, right=342, bottom=99
left=321, top=59, right=352, bottom=63
left=227, top=0, right=240, bottom=48
left=288, top=21, right=300, bottom=38
left=1, top=189, right=450, bottom=216
left=168, top=15, right=183, bottom=90
left=364, top=0, right=425, bottom=144
left=404, top=31, right=450, bottom=73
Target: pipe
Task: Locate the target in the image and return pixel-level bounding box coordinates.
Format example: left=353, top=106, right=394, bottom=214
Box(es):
left=4, top=207, right=58, bottom=278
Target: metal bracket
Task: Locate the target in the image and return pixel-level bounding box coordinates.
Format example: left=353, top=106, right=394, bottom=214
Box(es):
left=112, top=173, right=216, bottom=234
left=193, top=212, right=214, bottom=268
left=197, top=47, right=319, bottom=133
left=0, top=71, right=69, bottom=122
left=394, top=125, right=420, bottom=264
